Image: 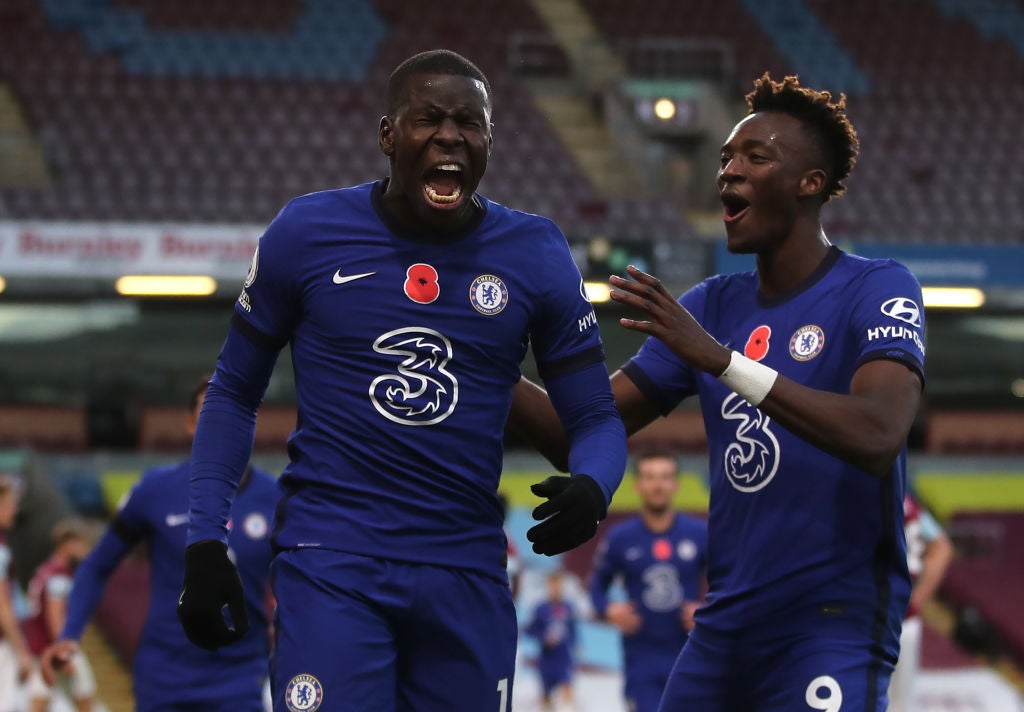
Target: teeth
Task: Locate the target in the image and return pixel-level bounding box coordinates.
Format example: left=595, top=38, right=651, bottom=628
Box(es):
left=437, top=164, right=461, bottom=172
left=425, top=185, right=462, bottom=204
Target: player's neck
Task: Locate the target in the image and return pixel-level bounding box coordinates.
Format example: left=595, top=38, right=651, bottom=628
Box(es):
left=756, top=221, right=831, bottom=298
left=641, top=508, right=675, bottom=533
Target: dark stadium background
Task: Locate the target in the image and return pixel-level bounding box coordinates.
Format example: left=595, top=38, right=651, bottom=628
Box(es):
left=0, top=0, right=1022, bottom=709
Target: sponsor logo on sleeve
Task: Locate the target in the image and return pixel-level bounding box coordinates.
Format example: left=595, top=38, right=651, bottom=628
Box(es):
left=578, top=309, right=597, bottom=332
left=244, top=246, right=259, bottom=288
left=880, top=297, right=922, bottom=327
left=866, top=324, right=926, bottom=355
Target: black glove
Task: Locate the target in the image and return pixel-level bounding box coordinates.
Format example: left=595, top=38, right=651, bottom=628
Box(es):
left=177, top=540, right=249, bottom=651
left=527, top=474, right=607, bottom=556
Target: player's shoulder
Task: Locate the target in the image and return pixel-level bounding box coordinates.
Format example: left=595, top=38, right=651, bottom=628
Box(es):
left=267, top=183, right=375, bottom=239
left=248, top=466, right=281, bottom=499
left=673, top=512, right=708, bottom=537
left=281, top=182, right=373, bottom=215
left=835, top=251, right=919, bottom=284
left=605, top=515, right=644, bottom=542
left=137, top=460, right=190, bottom=491
left=478, top=195, right=565, bottom=242
left=690, top=269, right=757, bottom=302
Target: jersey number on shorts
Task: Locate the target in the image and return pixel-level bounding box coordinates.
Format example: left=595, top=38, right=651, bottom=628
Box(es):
left=369, top=327, right=459, bottom=426
left=497, top=677, right=509, bottom=712
left=805, top=675, right=842, bottom=711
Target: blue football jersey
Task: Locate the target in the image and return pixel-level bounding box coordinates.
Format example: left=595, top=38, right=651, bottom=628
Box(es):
left=526, top=599, right=578, bottom=664
left=232, top=181, right=605, bottom=580
left=622, top=248, right=923, bottom=657
left=117, top=462, right=277, bottom=701
left=590, top=514, right=707, bottom=660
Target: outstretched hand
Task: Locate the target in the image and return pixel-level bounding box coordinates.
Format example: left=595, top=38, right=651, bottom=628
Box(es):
left=527, top=475, right=607, bottom=556
left=610, top=266, right=730, bottom=375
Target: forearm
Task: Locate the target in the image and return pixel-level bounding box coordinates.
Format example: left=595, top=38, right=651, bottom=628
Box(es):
left=910, top=535, right=954, bottom=609
left=188, top=325, right=278, bottom=545
left=547, top=363, right=627, bottom=504
left=45, top=599, right=66, bottom=641
left=714, top=354, right=919, bottom=478
left=757, top=377, right=911, bottom=476
left=62, top=529, right=130, bottom=640
left=508, top=377, right=570, bottom=472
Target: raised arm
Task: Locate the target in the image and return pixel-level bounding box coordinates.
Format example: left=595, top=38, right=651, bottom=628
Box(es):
left=610, top=266, right=922, bottom=478
left=42, top=526, right=135, bottom=684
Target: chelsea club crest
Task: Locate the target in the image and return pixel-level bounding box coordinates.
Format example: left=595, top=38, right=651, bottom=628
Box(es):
left=469, top=274, right=509, bottom=315
left=285, top=674, right=323, bottom=712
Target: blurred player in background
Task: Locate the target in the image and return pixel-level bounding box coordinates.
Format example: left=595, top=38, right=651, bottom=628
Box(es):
left=176, top=49, right=626, bottom=712
left=42, top=376, right=278, bottom=712
left=589, top=451, right=706, bottom=712
left=889, top=494, right=953, bottom=712
left=23, top=520, right=95, bottom=712
left=526, top=570, right=578, bottom=712
left=511, top=73, right=925, bottom=710
left=0, top=478, right=32, bottom=712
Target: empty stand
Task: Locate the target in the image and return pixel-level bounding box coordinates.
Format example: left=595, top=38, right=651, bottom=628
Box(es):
left=0, top=0, right=694, bottom=240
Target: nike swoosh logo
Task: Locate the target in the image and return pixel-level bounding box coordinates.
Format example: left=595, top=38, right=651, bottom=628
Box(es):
left=165, top=513, right=190, bottom=527
left=333, top=270, right=376, bottom=285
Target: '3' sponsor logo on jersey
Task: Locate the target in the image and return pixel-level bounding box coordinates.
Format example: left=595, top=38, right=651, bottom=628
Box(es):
left=721, top=393, right=781, bottom=493
left=369, top=327, right=458, bottom=426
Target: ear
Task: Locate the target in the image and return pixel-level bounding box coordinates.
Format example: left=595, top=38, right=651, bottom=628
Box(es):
left=487, top=122, right=494, bottom=156
left=379, top=115, right=395, bottom=156
left=798, top=168, right=827, bottom=199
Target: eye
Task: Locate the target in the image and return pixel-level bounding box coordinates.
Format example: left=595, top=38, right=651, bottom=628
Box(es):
left=750, top=154, right=769, bottom=163
left=719, top=154, right=731, bottom=166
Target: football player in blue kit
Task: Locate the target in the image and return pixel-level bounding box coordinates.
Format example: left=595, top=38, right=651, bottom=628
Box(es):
left=589, top=451, right=707, bottom=712
left=176, top=50, right=627, bottom=712
left=41, top=377, right=279, bottom=711
left=526, top=570, right=578, bottom=711
left=509, top=73, right=924, bottom=711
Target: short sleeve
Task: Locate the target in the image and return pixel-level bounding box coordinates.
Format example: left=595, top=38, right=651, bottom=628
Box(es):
left=0, top=543, right=10, bottom=580
left=234, top=201, right=304, bottom=348
left=918, top=509, right=943, bottom=542
left=848, top=261, right=926, bottom=383
left=530, top=220, right=606, bottom=380
left=621, top=281, right=708, bottom=414
left=46, top=574, right=73, bottom=600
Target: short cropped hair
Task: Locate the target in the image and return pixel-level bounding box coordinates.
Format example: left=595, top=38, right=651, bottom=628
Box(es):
left=387, top=49, right=491, bottom=116
left=633, top=449, right=680, bottom=476
left=746, top=73, right=858, bottom=201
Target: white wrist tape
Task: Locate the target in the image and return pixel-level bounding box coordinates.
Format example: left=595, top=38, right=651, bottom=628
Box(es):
left=717, top=351, right=778, bottom=407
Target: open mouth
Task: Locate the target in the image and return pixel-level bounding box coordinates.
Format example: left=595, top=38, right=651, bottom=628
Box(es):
left=423, top=163, right=464, bottom=207
left=721, top=193, right=750, bottom=223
